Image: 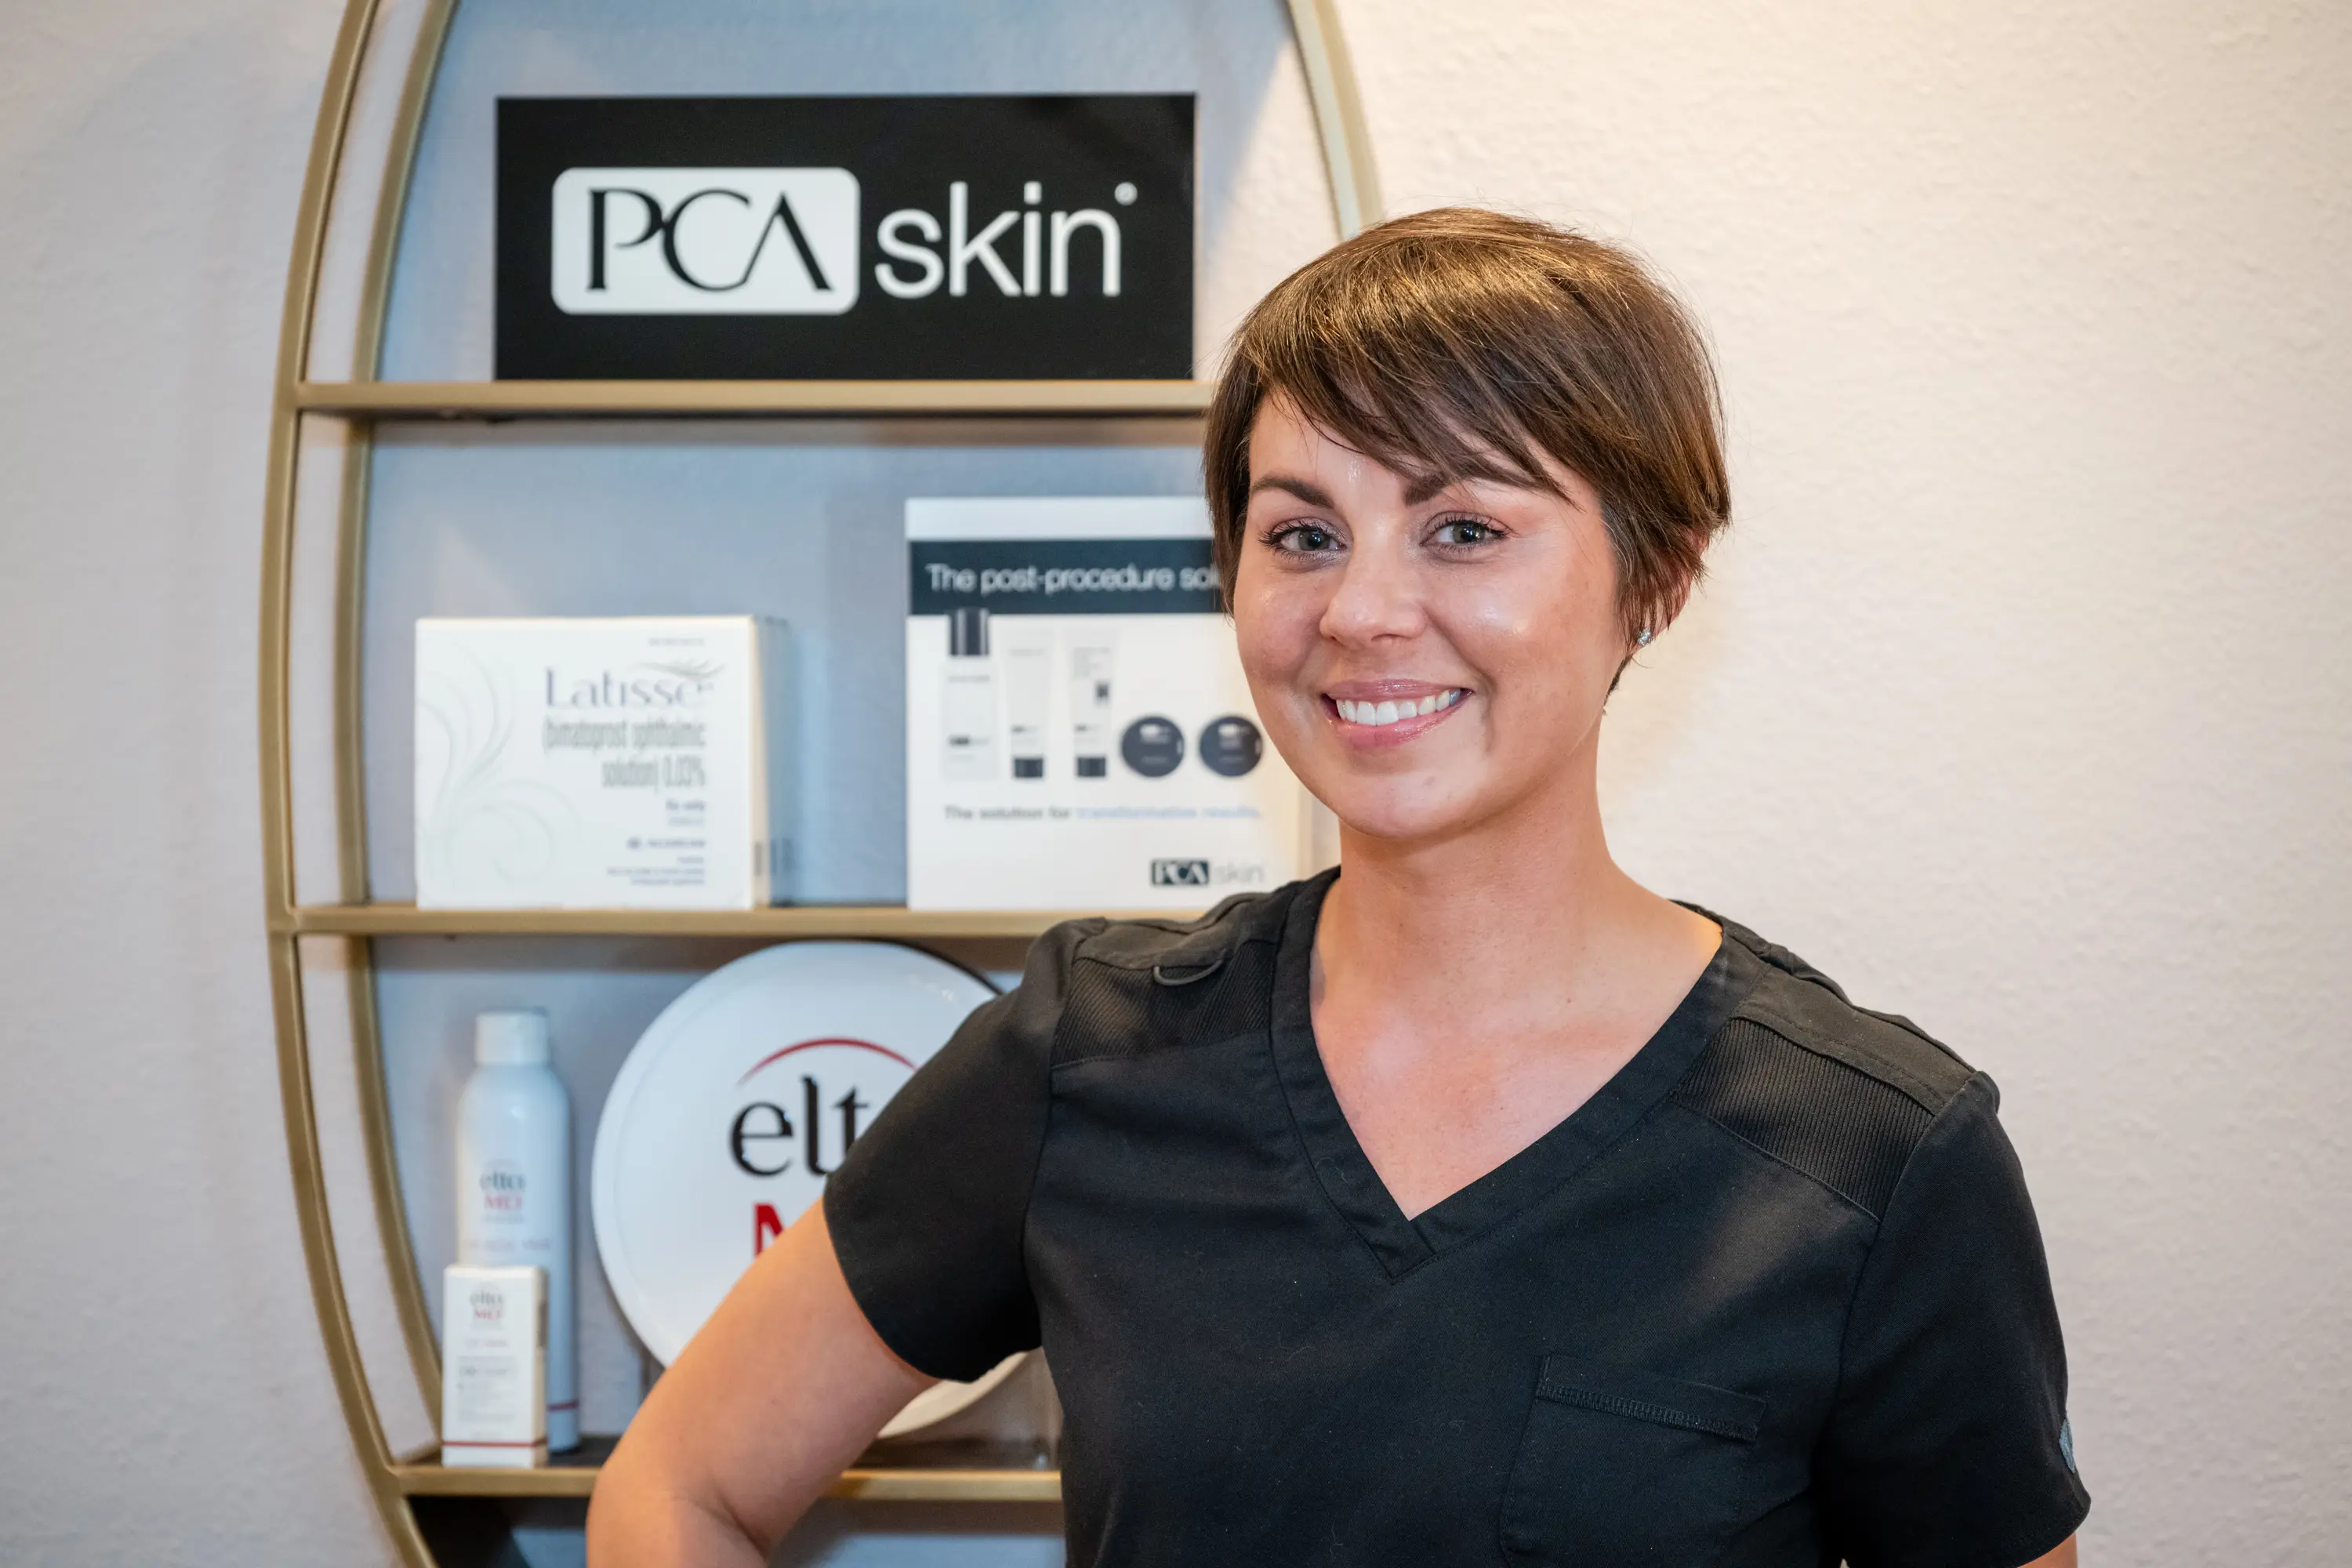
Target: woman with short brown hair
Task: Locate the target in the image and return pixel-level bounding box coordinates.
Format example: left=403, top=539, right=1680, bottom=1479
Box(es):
left=591, top=209, right=2088, bottom=1567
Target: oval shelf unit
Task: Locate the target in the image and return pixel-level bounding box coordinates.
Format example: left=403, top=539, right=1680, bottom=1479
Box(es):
left=260, top=2, right=1377, bottom=1562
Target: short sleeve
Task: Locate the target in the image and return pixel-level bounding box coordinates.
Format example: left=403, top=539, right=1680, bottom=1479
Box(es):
left=823, top=920, right=1091, bottom=1381
left=1817, top=1073, right=2091, bottom=1567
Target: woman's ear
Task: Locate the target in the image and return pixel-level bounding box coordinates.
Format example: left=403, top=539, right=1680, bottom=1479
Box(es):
left=1610, top=588, right=1682, bottom=695
left=1628, top=572, right=1697, bottom=654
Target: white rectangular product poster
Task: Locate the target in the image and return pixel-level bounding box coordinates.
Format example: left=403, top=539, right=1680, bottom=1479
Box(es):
left=416, top=616, right=792, bottom=909
left=906, top=497, right=1312, bottom=911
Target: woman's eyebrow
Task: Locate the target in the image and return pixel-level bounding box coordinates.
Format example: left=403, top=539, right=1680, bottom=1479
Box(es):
left=1247, top=474, right=1336, bottom=508
left=1412, top=466, right=1563, bottom=506
left=1250, top=470, right=1519, bottom=509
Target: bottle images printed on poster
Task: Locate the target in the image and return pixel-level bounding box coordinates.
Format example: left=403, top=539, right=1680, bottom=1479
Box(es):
left=1069, top=638, right=1116, bottom=779
left=456, top=1010, right=578, bottom=1452
left=1198, top=715, right=1265, bottom=777
left=1121, top=716, right=1185, bottom=778
left=1004, top=631, right=1052, bottom=780
left=941, top=608, right=997, bottom=782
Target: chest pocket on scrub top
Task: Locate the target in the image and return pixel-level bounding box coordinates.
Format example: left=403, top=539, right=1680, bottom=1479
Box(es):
left=1500, top=1354, right=1766, bottom=1565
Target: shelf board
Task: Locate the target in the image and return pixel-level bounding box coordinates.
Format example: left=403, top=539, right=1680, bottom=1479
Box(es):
left=394, top=1463, right=1058, bottom=1502
left=293, top=379, right=1214, bottom=421
left=280, top=902, right=1156, bottom=939
left=390, top=1436, right=1060, bottom=1501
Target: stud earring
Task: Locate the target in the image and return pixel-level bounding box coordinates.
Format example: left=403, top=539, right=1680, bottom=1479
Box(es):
left=1635, top=627, right=1653, bottom=647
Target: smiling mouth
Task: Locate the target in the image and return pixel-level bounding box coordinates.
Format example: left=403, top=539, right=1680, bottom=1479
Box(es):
left=1330, top=688, right=1467, bottom=728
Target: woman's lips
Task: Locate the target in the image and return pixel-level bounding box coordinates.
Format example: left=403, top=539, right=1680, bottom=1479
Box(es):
left=1332, top=688, right=1465, bottom=727
left=1321, top=686, right=1471, bottom=746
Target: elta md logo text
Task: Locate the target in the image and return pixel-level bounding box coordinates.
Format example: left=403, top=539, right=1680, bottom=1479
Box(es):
left=499, top=96, right=1193, bottom=379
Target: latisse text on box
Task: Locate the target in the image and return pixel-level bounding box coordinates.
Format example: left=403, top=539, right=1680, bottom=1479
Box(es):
left=416, top=617, right=792, bottom=909
left=906, top=498, right=1312, bottom=911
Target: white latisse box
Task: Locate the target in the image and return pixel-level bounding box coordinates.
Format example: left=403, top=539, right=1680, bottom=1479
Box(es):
left=441, top=1265, right=547, bottom=1468
left=906, top=497, right=1312, bottom=910
left=416, top=617, right=793, bottom=909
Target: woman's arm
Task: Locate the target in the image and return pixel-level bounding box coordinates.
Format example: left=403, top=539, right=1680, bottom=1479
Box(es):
left=586, top=1204, right=931, bottom=1566
left=2026, top=1537, right=2078, bottom=1566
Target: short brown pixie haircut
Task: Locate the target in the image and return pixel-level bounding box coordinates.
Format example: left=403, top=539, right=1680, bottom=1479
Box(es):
left=1205, top=209, right=1730, bottom=641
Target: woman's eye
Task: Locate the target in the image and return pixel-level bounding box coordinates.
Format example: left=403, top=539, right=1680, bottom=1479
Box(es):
left=1270, top=524, right=1340, bottom=554
left=1432, top=517, right=1501, bottom=547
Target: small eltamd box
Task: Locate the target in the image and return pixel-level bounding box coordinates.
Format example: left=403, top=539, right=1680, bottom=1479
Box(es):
left=440, top=1265, right=548, bottom=1468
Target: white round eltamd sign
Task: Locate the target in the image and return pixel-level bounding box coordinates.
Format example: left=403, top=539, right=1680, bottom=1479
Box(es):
left=593, top=942, right=1010, bottom=1429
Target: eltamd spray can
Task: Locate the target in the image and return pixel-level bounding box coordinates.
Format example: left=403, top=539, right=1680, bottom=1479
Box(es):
left=456, top=1010, right=577, bottom=1450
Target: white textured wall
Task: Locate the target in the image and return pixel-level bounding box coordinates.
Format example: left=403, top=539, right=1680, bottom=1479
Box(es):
left=1, top=1, right=2346, bottom=1563
left=0, top=2, right=374, bottom=1562
left=1338, top=3, right=2352, bottom=1558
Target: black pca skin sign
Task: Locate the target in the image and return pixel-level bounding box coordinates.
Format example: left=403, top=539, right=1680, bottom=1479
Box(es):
left=495, top=95, right=1195, bottom=379
left=903, top=497, right=1311, bottom=910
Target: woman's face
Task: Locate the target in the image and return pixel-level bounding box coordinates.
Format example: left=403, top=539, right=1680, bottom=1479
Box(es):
left=1232, top=399, right=1632, bottom=847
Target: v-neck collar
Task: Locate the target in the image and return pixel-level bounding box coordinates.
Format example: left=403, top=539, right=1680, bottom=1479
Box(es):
left=1268, top=869, right=1763, bottom=1280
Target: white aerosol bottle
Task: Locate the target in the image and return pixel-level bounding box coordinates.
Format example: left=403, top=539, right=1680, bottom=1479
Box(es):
left=456, top=1009, right=577, bottom=1451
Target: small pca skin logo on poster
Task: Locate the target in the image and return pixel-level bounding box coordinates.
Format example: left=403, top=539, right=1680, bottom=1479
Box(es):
left=1151, top=858, right=1271, bottom=889
left=499, top=96, right=1194, bottom=379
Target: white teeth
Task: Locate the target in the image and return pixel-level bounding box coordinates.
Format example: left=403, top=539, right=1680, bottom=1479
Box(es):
left=1333, top=689, right=1466, bottom=727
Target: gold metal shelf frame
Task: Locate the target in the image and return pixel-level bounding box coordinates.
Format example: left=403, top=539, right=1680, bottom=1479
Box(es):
left=393, top=1462, right=1062, bottom=1504
left=296, top=378, right=1217, bottom=420
left=257, top=2, right=1379, bottom=1562
left=383, top=1437, right=1063, bottom=1502
left=283, top=902, right=1135, bottom=940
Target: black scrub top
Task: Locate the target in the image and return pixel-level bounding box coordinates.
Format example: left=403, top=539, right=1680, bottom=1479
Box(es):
left=826, top=871, right=2090, bottom=1567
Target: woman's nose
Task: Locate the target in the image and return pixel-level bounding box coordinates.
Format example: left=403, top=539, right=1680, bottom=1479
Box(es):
left=1318, top=536, right=1427, bottom=647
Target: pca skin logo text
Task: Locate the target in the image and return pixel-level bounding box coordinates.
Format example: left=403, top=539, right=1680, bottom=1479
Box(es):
left=554, top=169, right=1135, bottom=316
left=498, top=95, right=1193, bottom=379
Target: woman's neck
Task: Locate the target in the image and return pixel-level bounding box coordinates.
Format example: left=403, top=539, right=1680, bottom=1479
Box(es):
left=1316, top=756, right=1709, bottom=1036
left=1307, top=746, right=1723, bottom=1219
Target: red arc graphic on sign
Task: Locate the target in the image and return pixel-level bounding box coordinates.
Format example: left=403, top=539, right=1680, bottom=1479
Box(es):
left=735, top=1037, right=916, bottom=1087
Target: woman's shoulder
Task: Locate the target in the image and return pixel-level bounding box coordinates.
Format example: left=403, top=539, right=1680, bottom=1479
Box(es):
left=1684, top=913, right=1999, bottom=1221
left=1056, top=877, right=1307, bottom=967
left=1014, top=876, right=1318, bottom=1065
